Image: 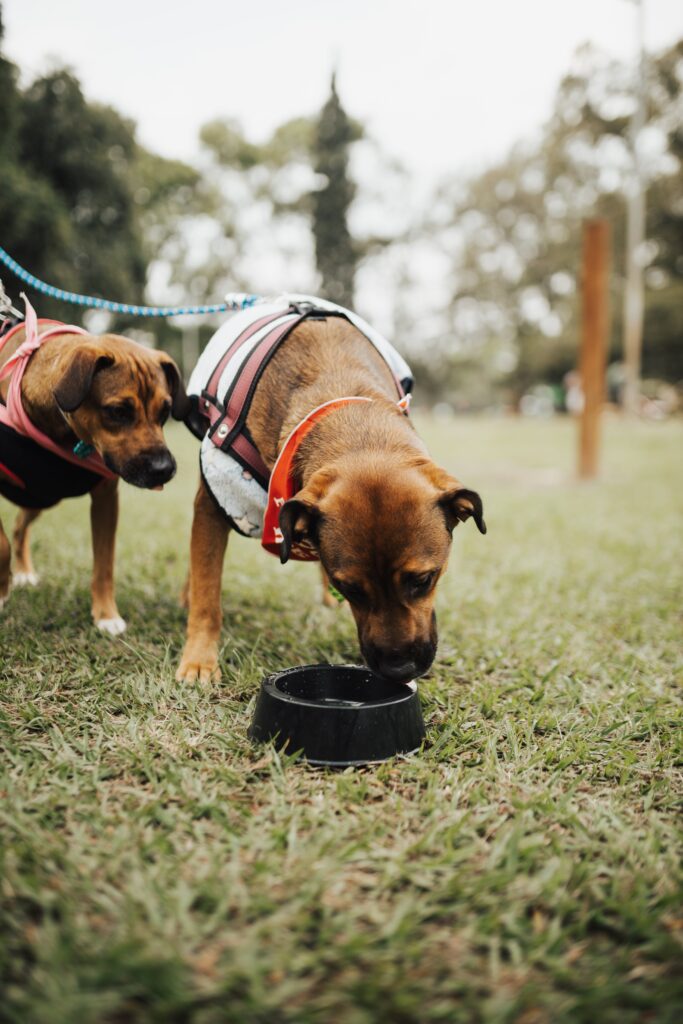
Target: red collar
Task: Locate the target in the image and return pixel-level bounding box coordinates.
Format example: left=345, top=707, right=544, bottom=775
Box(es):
left=261, top=393, right=410, bottom=561
left=261, top=397, right=372, bottom=561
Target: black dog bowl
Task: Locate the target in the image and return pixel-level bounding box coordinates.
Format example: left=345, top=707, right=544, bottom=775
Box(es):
left=248, top=663, right=425, bottom=766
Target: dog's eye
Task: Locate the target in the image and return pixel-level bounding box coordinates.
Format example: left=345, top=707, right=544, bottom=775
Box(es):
left=158, top=402, right=171, bottom=426
left=103, top=402, right=135, bottom=426
left=404, top=571, right=437, bottom=597
left=332, top=579, right=367, bottom=606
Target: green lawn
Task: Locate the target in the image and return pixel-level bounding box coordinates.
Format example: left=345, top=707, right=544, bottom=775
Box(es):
left=1, top=415, right=682, bottom=1023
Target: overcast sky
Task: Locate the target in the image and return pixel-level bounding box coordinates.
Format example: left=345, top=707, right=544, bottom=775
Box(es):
left=5, top=0, right=682, bottom=189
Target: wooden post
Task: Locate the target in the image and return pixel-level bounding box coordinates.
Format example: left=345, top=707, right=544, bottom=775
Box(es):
left=578, top=219, right=611, bottom=480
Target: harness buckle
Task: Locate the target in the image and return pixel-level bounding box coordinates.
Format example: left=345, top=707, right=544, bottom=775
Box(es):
left=0, top=279, right=23, bottom=323
left=201, top=389, right=224, bottom=414
left=288, top=300, right=318, bottom=316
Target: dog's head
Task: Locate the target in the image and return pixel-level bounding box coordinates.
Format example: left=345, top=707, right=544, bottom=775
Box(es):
left=279, top=454, right=486, bottom=683
left=52, top=335, right=189, bottom=489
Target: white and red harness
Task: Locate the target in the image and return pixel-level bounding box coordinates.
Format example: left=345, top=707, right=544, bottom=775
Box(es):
left=186, top=296, right=413, bottom=562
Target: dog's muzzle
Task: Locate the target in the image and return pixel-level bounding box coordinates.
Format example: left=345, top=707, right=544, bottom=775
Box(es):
left=114, top=447, right=177, bottom=489
left=363, top=640, right=436, bottom=684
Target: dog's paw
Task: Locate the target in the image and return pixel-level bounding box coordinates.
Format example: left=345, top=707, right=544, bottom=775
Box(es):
left=176, top=647, right=220, bottom=684
left=13, top=571, right=39, bottom=587
left=96, top=616, right=127, bottom=636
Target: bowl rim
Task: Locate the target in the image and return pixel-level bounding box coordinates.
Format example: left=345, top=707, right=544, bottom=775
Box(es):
left=303, top=748, right=423, bottom=768
left=261, top=663, right=417, bottom=711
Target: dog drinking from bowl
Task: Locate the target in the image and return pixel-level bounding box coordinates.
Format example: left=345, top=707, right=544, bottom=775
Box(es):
left=177, top=295, right=485, bottom=684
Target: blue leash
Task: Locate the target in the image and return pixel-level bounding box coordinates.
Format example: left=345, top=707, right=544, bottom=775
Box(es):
left=0, top=245, right=260, bottom=317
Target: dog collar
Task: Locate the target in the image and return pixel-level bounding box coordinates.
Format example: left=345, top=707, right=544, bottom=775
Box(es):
left=261, top=397, right=372, bottom=561
left=261, top=392, right=411, bottom=561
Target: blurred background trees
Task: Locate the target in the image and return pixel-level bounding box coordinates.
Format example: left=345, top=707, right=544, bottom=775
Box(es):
left=156, top=75, right=364, bottom=311
left=0, top=11, right=199, bottom=337
left=1, top=0, right=680, bottom=410
left=312, top=73, right=361, bottom=307
left=405, top=39, right=683, bottom=408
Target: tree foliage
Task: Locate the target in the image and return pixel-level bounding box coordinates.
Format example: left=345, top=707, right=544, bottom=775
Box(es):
left=2, top=0, right=680, bottom=406
left=414, top=40, right=683, bottom=404
left=0, top=16, right=199, bottom=332
left=181, top=81, right=367, bottom=308
left=312, top=74, right=362, bottom=307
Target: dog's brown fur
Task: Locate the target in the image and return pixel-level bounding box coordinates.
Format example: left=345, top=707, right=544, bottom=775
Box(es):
left=0, top=324, right=186, bottom=629
left=177, top=316, right=485, bottom=684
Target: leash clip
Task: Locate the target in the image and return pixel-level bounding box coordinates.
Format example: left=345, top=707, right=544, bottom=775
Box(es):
left=0, top=279, right=24, bottom=322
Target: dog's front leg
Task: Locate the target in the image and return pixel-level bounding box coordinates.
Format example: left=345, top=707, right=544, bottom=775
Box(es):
left=0, top=515, right=11, bottom=609
left=176, top=477, right=229, bottom=683
left=90, top=477, right=126, bottom=635
left=13, top=507, right=41, bottom=586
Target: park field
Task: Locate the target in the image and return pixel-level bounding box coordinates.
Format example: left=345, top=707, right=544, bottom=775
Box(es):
left=1, top=414, right=682, bottom=1023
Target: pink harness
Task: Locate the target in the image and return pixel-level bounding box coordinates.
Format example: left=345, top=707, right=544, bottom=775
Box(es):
left=0, top=298, right=116, bottom=480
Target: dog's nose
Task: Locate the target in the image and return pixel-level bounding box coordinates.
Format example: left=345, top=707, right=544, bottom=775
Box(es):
left=119, top=448, right=177, bottom=489
left=376, top=652, right=418, bottom=684
left=145, top=449, right=176, bottom=484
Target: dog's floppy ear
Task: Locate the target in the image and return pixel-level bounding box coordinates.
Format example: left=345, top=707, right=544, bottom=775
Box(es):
left=279, top=498, right=320, bottom=564
left=440, top=486, right=486, bottom=534
left=425, top=465, right=486, bottom=535
left=53, top=347, right=115, bottom=413
left=157, top=355, right=190, bottom=420
left=278, top=467, right=338, bottom=564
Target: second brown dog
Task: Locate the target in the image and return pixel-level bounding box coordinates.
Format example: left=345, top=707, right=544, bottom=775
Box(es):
left=0, top=309, right=187, bottom=632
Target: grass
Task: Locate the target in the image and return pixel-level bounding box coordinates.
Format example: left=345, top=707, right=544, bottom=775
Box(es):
left=1, top=414, right=682, bottom=1024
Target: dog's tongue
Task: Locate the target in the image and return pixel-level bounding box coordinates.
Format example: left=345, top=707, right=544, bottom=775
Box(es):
left=153, top=485, right=164, bottom=492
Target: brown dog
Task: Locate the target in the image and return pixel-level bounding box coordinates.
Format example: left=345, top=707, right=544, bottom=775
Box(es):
left=0, top=312, right=187, bottom=632
left=177, top=310, right=485, bottom=683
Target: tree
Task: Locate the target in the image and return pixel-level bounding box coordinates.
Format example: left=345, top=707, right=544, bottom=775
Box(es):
left=0, top=21, right=199, bottom=339
left=415, top=40, right=683, bottom=406
left=178, top=78, right=375, bottom=314
left=15, top=69, right=148, bottom=321
left=0, top=22, right=77, bottom=320
left=312, top=74, right=362, bottom=307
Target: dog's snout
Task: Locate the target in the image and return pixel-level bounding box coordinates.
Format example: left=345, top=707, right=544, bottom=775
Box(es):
left=378, top=654, right=418, bottom=683
left=366, top=646, right=423, bottom=684
left=118, top=447, right=177, bottom=489
left=363, top=635, right=437, bottom=684
left=147, top=449, right=175, bottom=480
